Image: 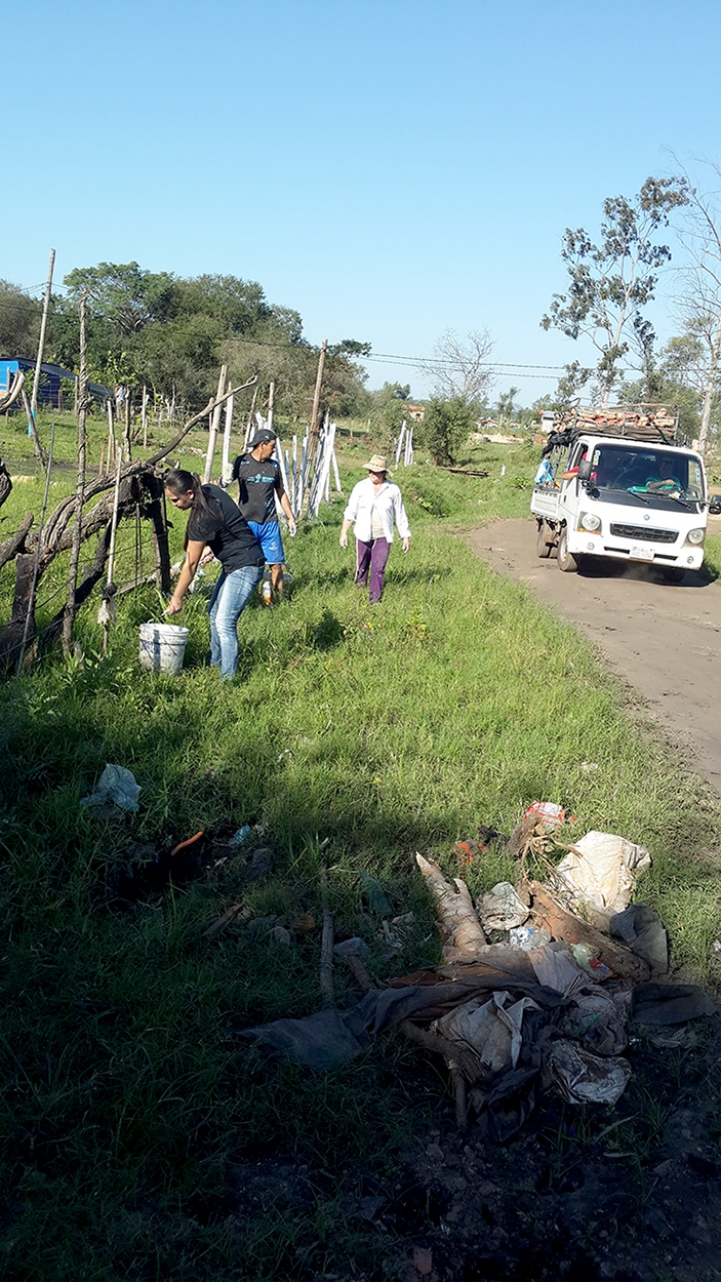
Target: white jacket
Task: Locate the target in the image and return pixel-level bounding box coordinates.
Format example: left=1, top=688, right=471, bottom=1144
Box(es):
left=343, top=477, right=411, bottom=543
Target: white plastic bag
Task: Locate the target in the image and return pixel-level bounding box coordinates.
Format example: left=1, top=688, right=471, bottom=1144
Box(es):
left=545, top=1040, right=631, bottom=1105
left=478, top=882, right=530, bottom=932
left=80, top=764, right=141, bottom=814
left=435, top=990, right=539, bottom=1075
left=552, top=830, right=650, bottom=927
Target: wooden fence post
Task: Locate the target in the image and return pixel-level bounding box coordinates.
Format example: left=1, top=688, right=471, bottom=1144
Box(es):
left=307, top=339, right=327, bottom=475
left=203, top=365, right=227, bottom=483
left=27, top=248, right=54, bottom=466
left=142, top=383, right=148, bottom=449
left=62, top=292, right=89, bottom=655
left=123, top=391, right=132, bottom=461
left=221, top=391, right=235, bottom=485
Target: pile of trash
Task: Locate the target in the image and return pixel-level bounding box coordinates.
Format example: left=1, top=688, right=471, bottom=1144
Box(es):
left=243, top=810, right=716, bottom=1138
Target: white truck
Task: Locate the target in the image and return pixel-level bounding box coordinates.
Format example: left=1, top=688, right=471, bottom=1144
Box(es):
left=530, top=406, right=717, bottom=583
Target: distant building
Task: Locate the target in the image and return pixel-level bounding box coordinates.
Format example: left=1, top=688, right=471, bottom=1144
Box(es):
left=0, top=358, right=112, bottom=410
left=406, top=403, right=425, bottom=421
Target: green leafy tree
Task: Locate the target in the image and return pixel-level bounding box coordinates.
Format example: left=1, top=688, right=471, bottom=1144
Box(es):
left=367, top=382, right=411, bottom=443
left=420, top=396, right=474, bottom=465
left=63, top=261, right=178, bottom=334
left=0, top=280, right=40, bottom=357
left=541, top=178, right=687, bottom=405
left=323, top=344, right=372, bottom=419
left=52, top=262, right=306, bottom=411
left=496, top=385, right=520, bottom=424
left=618, top=332, right=705, bottom=441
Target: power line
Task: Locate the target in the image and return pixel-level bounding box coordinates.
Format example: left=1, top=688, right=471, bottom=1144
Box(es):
left=365, top=350, right=568, bottom=371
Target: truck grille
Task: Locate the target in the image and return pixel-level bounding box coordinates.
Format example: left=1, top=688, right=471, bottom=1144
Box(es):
left=609, top=524, right=678, bottom=544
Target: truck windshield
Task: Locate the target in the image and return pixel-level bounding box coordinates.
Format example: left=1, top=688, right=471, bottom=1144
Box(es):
left=588, top=446, right=704, bottom=501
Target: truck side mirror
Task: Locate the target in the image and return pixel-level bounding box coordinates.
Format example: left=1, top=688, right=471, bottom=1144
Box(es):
left=709, top=495, right=721, bottom=515
left=577, top=459, right=592, bottom=482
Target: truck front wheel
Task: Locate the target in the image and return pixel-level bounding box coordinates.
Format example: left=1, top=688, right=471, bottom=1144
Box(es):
left=662, top=566, right=685, bottom=584
left=557, top=527, right=578, bottom=573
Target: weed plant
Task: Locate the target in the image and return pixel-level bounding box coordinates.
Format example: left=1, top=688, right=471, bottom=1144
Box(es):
left=1, top=419, right=720, bottom=1277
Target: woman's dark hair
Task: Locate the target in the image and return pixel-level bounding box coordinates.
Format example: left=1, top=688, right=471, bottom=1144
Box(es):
left=164, top=469, right=211, bottom=546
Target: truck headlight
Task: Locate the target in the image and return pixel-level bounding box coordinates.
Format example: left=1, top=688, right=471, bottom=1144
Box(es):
left=686, top=528, right=705, bottom=545
left=579, top=511, right=601, bottom=532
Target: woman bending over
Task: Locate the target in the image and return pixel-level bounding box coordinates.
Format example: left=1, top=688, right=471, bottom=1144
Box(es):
left=164, top=469, right=264, bottom=680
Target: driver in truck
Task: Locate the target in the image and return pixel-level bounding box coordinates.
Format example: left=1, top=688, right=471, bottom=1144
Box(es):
left=645, top=457, right=683, bottom=494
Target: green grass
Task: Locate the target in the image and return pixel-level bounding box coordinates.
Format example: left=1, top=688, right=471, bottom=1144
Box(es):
left=1, top=415, right=721, bottom=1278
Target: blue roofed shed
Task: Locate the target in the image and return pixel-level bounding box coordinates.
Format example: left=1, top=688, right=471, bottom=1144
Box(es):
left=0, top=358, right=112, bottom=408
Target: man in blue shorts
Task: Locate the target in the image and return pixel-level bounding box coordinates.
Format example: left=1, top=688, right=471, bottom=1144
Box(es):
left=231, top=428, right=296, bottom=601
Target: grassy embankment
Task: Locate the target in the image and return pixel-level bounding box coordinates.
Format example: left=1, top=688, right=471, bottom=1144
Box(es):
left=1, top=408, right=721, bottom=1278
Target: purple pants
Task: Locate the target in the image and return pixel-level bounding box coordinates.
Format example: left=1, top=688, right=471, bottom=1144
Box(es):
left=355, top=536, right=390, bottom=603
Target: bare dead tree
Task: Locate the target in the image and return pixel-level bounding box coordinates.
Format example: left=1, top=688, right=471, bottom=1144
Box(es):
left=425, top=329, right=495, bottom=406
left=671, top=159, right=721, bottom=451
left=0, top=457, right=12, bottom=513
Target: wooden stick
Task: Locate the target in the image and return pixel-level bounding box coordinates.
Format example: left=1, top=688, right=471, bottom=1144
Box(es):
left=107, top=399, right=115, bottom=462
left=124, top=390, right=132, bottom=461
left=203, top=365, right=227, bottom=483
left=319, top=869, right=334, bottom=1007
left=306, top=339, right=327, bottom=481
left=452, top=1070, right=468, bottom=1130
left=61, top=294, right=88, bottom=656
left=105, top=448, right=123, bottom=588
left=27, top=248, right=53, bottom=465
left=291, top=434, right=298, bottom=516
left=221, top=391, right=234, bottom=485
left=343, top=953, right=374, bottom=991
left=243, top=386, right=257, bottom=452
left=416, top=852, right=487, bottom=960
left=142, top=384, right=148, bottom=449
left=528, top=881, right=651, bottom=982
left=16, top=422, right=56, bottom=675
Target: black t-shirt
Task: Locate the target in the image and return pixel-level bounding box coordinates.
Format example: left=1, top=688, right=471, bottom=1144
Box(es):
left=186, top=485, right=264, bottom=571
left=231, top=452, right=284, bottom=524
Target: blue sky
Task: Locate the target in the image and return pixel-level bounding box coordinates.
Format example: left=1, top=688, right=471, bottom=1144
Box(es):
left=3, top=0, right=720, bottom=403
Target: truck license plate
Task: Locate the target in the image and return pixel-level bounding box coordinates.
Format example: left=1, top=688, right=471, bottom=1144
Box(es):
left=630, top=544, right=654, bottom=562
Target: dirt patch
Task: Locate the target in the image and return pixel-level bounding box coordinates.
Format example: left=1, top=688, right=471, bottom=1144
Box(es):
left=391, top=1022, right=721, bottom=1282
left=466, top=518, right=721, bottom=791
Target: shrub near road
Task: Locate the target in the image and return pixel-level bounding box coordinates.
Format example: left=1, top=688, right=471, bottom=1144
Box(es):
left=0, top=435, right=720, bottom=1278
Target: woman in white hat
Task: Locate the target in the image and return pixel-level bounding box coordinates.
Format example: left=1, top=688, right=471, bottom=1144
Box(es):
left=339, top=455, right=411, bottom=603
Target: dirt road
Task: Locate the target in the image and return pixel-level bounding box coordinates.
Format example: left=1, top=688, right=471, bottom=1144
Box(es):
left=466, top=518, right=721, bottom=790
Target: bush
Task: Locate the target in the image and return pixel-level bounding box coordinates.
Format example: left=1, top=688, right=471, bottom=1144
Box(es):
left=417, top=397, right=474, bottom=465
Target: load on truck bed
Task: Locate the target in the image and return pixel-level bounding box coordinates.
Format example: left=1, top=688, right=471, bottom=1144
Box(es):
left=531, top=404, right=714, bottom=583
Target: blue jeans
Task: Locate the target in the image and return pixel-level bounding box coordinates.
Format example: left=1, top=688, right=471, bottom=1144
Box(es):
left=208, top=565, right=263, bottom=679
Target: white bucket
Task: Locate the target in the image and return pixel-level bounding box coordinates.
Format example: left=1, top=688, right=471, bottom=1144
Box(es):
left=139, top=622, right=189, bottom=675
